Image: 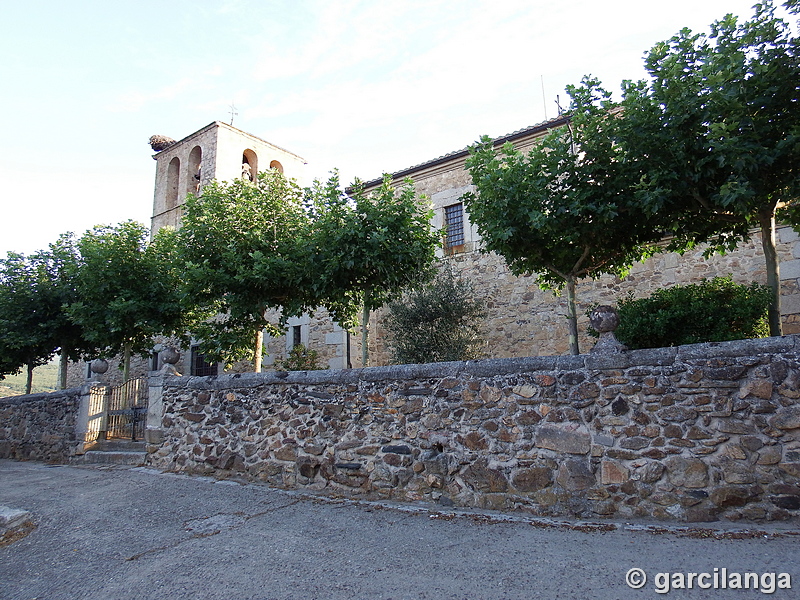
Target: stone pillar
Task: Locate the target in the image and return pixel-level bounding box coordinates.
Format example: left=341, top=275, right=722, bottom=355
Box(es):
left=145, top=373, right=165, bottom=445
left=145, top=347, right=180, bottom=445
left=74, top=382, right=108, bottom=454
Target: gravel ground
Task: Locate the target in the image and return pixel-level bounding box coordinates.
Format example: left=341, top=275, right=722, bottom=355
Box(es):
left=1, top=459, right=798, bottom=600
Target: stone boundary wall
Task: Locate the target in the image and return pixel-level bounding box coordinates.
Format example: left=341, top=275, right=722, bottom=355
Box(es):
left=0, top=389, right=83, bottom=462
left=150, top=335, right=800, bottom=523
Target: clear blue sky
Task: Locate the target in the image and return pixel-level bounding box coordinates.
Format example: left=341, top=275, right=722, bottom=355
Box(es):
left=0, top=0, right=785, bottom=256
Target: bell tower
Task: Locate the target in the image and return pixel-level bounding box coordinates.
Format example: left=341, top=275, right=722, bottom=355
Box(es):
left=149, top=121, right=307, bottom=234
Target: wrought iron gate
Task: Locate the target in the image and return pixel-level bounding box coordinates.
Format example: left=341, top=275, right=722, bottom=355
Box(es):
left=104, top=378, right=148, bottom=441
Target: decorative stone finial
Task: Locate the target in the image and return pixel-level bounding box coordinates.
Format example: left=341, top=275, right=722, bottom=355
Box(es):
left=160, top=347, right=180, bottom=365
left=589, top=305, right=627, bottom=354
left=90, top=358, right=109, bottom=374
left=159, top=347, right=181, bottom=375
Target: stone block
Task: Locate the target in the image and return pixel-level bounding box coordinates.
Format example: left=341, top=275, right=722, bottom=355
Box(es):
left=715, top=419, right=757, bottom=434
left=0, top=506, right=31, bottom=531
left=511, top=466, right=553, bottom=492
left=620, top=436, right=649, bottom=450
left=556, top=459, right=595, bottom=491
left=739, top=379, right=774, bottom=400
left=780, top=259, right=800, bottom=280
left=782, top=294, right=800, bottom=315
left=770, top=495, right=800, bottom=510
left=593, top=433, right=614, bottom=447
left=770, top=406, right=800, bottom=430
left=756, top=446, right=782, bottom=465
left=709, top=485, right=759, bottom=508
left=657, top=406, right=698, bottom=422
left=461, top=459, right=508, bottom=493
left=535, top=425, right=590, bottom=455
left=601, top=460, right=629, bottom=484
left=664, top=456, right=708, bottom=488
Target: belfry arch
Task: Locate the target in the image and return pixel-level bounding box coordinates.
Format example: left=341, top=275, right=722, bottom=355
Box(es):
left=242, top=149, right=258, bottom=181
left=187, top=146, right=202, bottom=195
left=166, top=157, right=180, bottom=211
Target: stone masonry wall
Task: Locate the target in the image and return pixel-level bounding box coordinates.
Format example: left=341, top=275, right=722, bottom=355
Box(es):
left=0, top=388, right=83, bottom=462
left=149, top=335, right=800, bottom=523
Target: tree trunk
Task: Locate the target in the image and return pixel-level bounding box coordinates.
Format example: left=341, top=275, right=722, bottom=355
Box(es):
left=123, top=343, right=131, bottom=383
left=59, top=349, right=68, bottom=390
left=254, top=328, right=263, bottom=373
left=566, top=276, right=580, bottom=355
left=757, top=207, right=782, bottom=337
left=25, top=363, right=34, bottom=395
left=362, top=290, right=371, bottom=367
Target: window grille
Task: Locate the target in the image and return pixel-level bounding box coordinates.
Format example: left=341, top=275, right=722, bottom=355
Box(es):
left=444, top=203, right=465, bottom=247
left=190, top=345, right=217, bottom=376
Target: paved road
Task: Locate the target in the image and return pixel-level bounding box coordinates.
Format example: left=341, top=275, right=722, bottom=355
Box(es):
left=1, top=460, right=798, bottom=600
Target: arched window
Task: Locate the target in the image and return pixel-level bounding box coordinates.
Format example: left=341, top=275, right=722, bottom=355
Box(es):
left=187, top=146, right=202, bottom=195
left=269, top=160, right=284, bottom=173
left=242, top=149, right=258, bottom=181
left=166, top=157, right=180, bottom=211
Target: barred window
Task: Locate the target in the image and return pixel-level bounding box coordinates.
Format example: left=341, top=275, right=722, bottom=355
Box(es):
left=190, top=345, right=218, bottom=376
left=444, top=203, right=465, bottom=247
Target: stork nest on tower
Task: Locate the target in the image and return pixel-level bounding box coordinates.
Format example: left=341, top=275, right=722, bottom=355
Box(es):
left=149, top=135, right=177, bottom=152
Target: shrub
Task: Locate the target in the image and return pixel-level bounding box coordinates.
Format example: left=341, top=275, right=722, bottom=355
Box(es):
left=385, top=268, right=486, bottom=364
left=611, top=276, right=772, bottom=349
left=275, top=344, right=324, bottom=371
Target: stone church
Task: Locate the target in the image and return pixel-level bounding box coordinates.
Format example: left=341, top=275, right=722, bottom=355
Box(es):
left=69, top=119, right=800, bottom=384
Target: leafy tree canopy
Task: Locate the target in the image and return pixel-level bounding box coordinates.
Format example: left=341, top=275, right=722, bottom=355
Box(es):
left=178, top=170, right=315, bottom=368
left=464, top=78, right=666, bottom=354
left=308, top=173, right=440, bottom=364
left=0, top=237, right=98, bottom=391
left=69, top=220, right=187, bottom=380
left=619, top=0, right=800, bottom=334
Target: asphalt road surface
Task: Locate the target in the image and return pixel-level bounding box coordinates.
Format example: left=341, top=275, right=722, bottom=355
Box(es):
left=1, top=460, right=798, bottom=600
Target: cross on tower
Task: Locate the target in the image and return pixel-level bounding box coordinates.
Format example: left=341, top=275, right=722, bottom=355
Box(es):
left=229, top=103, right=238, bottom=126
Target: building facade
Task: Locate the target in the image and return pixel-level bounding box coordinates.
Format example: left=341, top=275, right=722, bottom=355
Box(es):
left=67, top=118, right=800, bottom=385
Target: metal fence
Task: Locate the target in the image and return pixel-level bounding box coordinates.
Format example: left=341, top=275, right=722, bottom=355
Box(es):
left=104, top=378, right=148, bottom=441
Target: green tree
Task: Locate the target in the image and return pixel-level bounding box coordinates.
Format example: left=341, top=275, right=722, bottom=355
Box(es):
left=0, top=239, right=95, bottom=393
left=620, top=0, right=800, bottom=335
left=0, top=253, right=60, bottom=393
left=309, top=173, right=439, bottom=366
left=464, top=78, right=665, bottom=355
left=69, top=220, right=187, bottom=381
left=385, top=268, right=486, bottom=364
left=178, top=170, right=315, bottom=371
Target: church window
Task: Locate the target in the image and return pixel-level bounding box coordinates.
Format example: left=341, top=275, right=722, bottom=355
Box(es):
left=292, top=325, right=302, bottom=348
left=444, top=203, right=465, bottom=248
left=269, top=160, right=284, bottom=173
left=166, top=157, right=180, bottom=211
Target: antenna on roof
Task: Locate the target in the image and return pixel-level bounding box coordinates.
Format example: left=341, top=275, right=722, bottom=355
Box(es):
left=541, top=75, right=547, bottom=121
left=229, top=102, right=238, bottom=126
